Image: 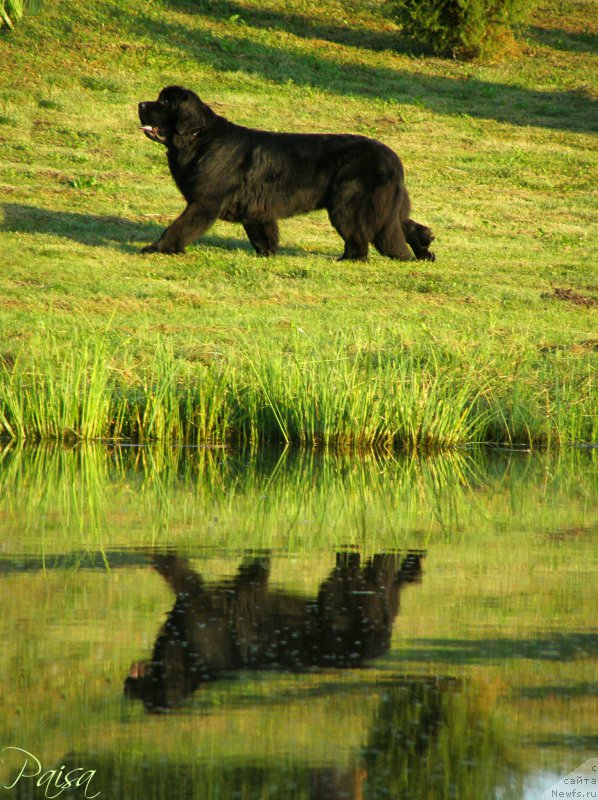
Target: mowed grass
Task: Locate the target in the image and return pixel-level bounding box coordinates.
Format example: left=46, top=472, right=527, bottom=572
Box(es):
left=0, top=0, right=596, bottom=446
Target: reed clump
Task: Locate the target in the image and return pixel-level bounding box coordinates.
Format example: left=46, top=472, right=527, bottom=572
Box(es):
left=0, top=0, right=39, bottom=29
left=0, top=334, right=593, bottom=449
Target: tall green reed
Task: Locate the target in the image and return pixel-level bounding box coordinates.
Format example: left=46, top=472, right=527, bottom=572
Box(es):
left=480, top=351, right=596, bottom=447
left=0, top=337, right=115, bottom=441
left=0, top=0, right=40, bottom=28
left=236, top=340, right=485, bottom=449
left=0, top=332, right=594, bottom=448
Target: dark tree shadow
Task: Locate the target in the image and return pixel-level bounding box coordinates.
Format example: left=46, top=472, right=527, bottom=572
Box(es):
left=6, top=675, right=521, bottom=799
left=526, top=25, right=598, bottom=54
left=166, top=0, right=420, bottom=54
left=129, top=7, right=597, bottom=134
left=169, top=0, right=598, bottom=59
left=535, top=734, right=598, bottom=750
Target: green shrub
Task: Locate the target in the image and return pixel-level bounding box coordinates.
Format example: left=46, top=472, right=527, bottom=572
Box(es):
left=0, top=0, right=40, bottom=29
left=394, top=0, right=536, bottom=59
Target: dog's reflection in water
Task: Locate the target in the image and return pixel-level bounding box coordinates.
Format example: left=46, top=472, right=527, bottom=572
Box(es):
left=125, top=551, right=423, bottom=711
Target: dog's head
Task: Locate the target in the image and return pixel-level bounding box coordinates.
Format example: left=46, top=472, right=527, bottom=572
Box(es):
left=138, top=85, right=216, bottom=145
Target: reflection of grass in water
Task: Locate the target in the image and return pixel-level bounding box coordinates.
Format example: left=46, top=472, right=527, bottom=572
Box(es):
left=0, top=545, right=595, bottom=781
left=2, top=555, right=595, bottom=741
left=0, top=445, right=595, bottom=766
left=363, top=680, right=521, bottom=800
left=1, top=678, right=521, bottom=800
left=0, top=443, right=595, bottom=552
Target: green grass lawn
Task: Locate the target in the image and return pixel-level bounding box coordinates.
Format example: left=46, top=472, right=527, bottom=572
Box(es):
left=0, top=0, right=596, bottom=446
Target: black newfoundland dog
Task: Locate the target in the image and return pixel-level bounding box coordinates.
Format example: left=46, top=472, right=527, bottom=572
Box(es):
left=138, top=85, right=435, bottom=262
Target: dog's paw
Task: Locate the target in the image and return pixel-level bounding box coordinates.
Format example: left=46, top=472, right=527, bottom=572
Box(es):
left=141, top=243, right=185, bottom=254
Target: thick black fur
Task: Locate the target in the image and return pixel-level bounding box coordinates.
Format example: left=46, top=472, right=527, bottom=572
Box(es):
left=138, top=86, right=435, bottom=262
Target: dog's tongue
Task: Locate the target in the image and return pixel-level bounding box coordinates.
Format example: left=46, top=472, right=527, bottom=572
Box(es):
left=140, top=125, right=166, bottom=144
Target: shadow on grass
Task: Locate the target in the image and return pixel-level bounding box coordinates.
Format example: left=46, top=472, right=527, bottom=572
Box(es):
left=169, top=0, right=598, bottom=59
left=396, top=633, right=598, bottom=663
left=129, top=6, right=596, bottom=134
left=167, top=0, right=420, bottom=54
left=1, top=203, right=161, bottom=253
left=526, top=25, right=598, bottom=54
left=1, top=204, right=323, bottom=257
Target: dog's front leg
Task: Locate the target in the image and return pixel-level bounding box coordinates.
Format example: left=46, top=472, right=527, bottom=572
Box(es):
left=142, top=200, right=221, bottom=254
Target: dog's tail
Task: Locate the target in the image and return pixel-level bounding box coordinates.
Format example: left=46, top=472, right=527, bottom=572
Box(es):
left=373, top=185, right=435, bottom=261
left=403, top=218, right=436, bottom=262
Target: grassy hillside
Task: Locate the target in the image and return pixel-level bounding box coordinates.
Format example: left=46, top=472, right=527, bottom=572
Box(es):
left=0, top=0, right=596, bottom=446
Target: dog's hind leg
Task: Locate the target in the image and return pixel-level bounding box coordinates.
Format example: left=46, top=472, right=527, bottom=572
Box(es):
left=372, top=185, right=413, bottom=261
left=328, top=205, right=370, bottom=262
left=243, top=220, right=280, bottom=256
left=373, top=216, right=413, bottom=261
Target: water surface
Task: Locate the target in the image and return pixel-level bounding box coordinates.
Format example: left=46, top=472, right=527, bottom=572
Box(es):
left=0, top=445, right=596, bottom=799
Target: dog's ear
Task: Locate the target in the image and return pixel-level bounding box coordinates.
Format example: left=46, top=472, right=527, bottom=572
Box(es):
left=176, top=90, right=216, bottom=136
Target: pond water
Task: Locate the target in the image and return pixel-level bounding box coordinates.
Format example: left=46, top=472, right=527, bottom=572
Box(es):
left=0, top=444, right=596, bottom=799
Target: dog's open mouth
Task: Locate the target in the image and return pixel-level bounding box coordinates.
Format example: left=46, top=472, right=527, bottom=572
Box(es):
left=140, top=125, right=167, bottom=144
